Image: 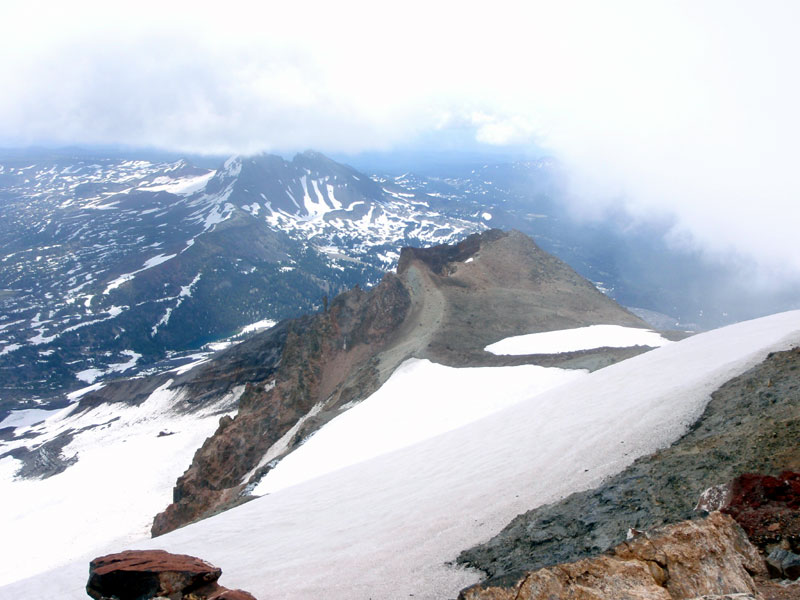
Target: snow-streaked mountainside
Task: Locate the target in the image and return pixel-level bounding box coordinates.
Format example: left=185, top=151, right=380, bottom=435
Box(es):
left=2, top=311, right=800, bottom=598
left=0, top=151, right=488, bottom=408
left=8, top=148, right=798, bottom=417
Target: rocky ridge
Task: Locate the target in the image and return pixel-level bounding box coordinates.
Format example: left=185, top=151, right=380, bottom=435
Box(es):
left=152, top=229, right=651, bottom=535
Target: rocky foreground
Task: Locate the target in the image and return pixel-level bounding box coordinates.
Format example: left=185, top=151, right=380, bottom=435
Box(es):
left=460, top=469, right=800, bottom=600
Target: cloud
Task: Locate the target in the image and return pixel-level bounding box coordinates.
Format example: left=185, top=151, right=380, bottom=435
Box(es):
left=2, top=1, right=799, bottom=279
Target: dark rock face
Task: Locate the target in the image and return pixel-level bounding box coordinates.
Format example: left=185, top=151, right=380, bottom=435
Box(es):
left=766, top=548, right=800, bottom=580
left=458, top=346, right=800, bottom=588
left=86, top=550, right=255, bottom=600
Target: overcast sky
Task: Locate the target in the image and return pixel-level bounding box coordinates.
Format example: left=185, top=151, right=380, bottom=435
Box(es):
left=1, top=1, right=799, bottom=279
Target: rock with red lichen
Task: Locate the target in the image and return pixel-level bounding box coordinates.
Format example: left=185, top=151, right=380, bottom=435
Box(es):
left=720, top=471, right=800, bottom=555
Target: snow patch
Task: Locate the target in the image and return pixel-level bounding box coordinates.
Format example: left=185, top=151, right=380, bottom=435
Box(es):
left=238, top=319, right=277, bottom=335
left=0, top=408, right=62, bottom=430
left=0, top=343, right=21, bottom=356
left=66, top=382, right=105, bottom=401
left=485, top=324, right=672, bottom=356
left=136, top=171, right=215, bottom=195
left=75, top=350, right=141, bottom=384
left=103, top=254, right=176, bottom=294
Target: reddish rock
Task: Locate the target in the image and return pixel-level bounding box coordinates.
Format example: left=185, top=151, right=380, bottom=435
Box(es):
left=720, top=471, right=800, bottom=554
left=86, top=550, right=256, bottom=600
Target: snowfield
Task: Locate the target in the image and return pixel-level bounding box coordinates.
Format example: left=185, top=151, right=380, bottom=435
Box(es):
left=485, top=324, right=672, bottom=355
left=2, top=311, right=800, bottom=599
left=252, top=359, right=587, bottom=495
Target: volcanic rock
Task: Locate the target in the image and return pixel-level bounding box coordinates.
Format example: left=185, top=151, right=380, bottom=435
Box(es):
left=85, top=549, right=255, bottom=600
left=459, top=512, right=766, bottom=600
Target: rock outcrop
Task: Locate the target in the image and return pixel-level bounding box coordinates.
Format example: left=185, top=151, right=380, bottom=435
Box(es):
left=86, top=550, right=255, bottom=600
left=459, top=512, right=766, bottom=600
left=152, top=230, right=651, bottom=535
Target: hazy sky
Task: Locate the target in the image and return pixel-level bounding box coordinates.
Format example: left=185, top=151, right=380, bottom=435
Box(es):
left=2, top=1, right=799, bottom=278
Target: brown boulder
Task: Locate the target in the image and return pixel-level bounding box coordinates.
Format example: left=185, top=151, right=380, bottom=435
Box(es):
left=459, top=512, right=766, bottom=600
left=86, top=550, right=256, bottom=600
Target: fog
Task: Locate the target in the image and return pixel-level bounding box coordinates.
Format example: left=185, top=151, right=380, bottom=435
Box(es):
left=2, top=0, right=799, bottom=283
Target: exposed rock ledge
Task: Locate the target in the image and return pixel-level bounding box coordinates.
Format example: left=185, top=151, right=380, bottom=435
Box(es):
left=459, top=512, right=766, bottom=600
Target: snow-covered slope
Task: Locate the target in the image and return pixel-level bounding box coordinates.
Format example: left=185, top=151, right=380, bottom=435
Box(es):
left=0, top=381, right=242, bottom=585
left=3, top=310, right=800, bottom=599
